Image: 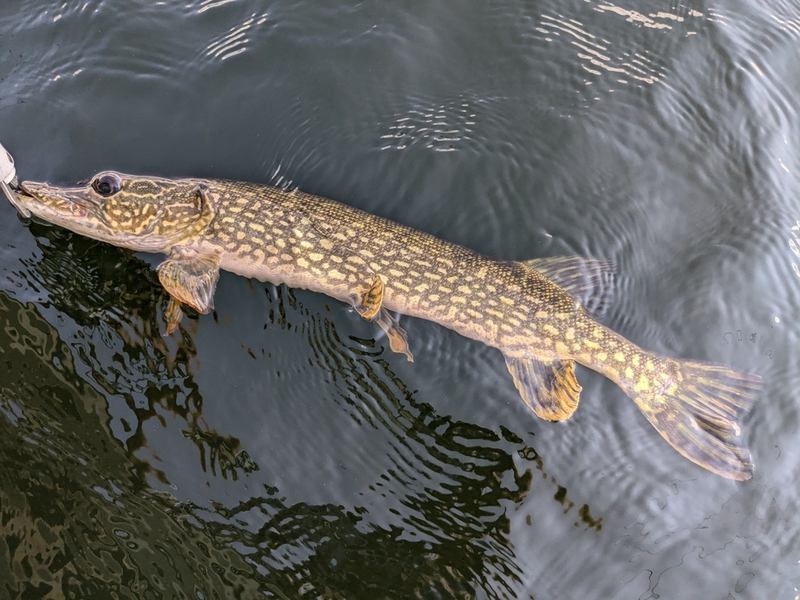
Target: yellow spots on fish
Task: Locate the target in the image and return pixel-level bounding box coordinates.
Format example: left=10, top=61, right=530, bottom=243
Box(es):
left=512, top=311, right=528, bottom=322
left=300, top=240, right=313, bottom=249
left=645, top=361, right=655, bottom=372
left=281, top=253, right=292, bottom=262
left=632, top=355, right=640, bottom=367
left=389, top=269, right=404, bottom=278
left=308, top=253, right=324, bottom=262
left=544, top=338, right=553, bottom=347
left=471, top=300, right=481, bottom=308
left=276, top=239, right=286, bottom=249
left=416, top=259, right=432, bottom=268
left=451, top=296, right=466, bottom=304
left=592, top=328, right=604, bottom=339
left=487, top=285, right=497, bottom=293
left=507, top=317, right=520, bottom=327
left=584, top=339, right=600, bottom=349
left=486, top=308, right=504, bottom=319
left=359, top=249, right=375, bottom=259
left=346, top=229, right=356, bottom=238
left=253, top=249, right=265, bottom=262
left=500, top=323, right=513, bottom=333
left=625, top=367, right=634, bottom=379
left=572, top=343, right=583, bottom=353
left=439, top=286, right=452, bottom=294
left=395, top=281, right=410, bottom=292
left=396, top=260, right=410, bottom=268
left=238, top=244, right=252, bottom=254
left=222, top=216, right=235, bottom=224
left=447, top=276, right=459, bottom=284
left=330, top=255, right=343, bottom=263
left=477, top=291, right=487, bottom=299
left=228, top=205, right=243, bottom=214
left=415, top=283, right=429, bottom=293
left=555, top=341, right=569, bottom=355
left=429, top=294, right=440, bottom=302
left=500, top=296, right=514, bottom=306
left=236, top=197, right=249, bottom=205
left=424, top=272, right=442, bottom=281
left=596, top=351, right=607, bottom=361
left=320, top=238, right=335, bottom=250
left=347, top=274, right=357, bottom=283
left=266, top=245, right=278, bottom=254
left=334, top=232, right=347, bottom=242
left=535, top=310, right=548, bottom=319
left=565, top=327, right=575, bottom=340
left=437, top=257, right=454, bottom=268
left=544, top=324, right=559, bottom=336
left=634, top=375, right=651, bottom=393
left=236, top=231, right=245, bottom=240
left=488, top=299, right=499, bottom=307
left=466, top=308, right=482, bottom=319
left=614, top=352, right=625, bottom=362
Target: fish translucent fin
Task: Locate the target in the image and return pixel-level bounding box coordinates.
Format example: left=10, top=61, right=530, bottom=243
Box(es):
left=354, top=275, right=385, bottom=320
left=164, top=296, right=185, bottom=336
left=373, top=307, right=414, bottom=362
left=626, top=358, right=762, bottom=481
left=505, top=355, right=582, bottom=421
left=522, top=256, right=615, bottom=319
left=157, top=249, right=220, bottom=314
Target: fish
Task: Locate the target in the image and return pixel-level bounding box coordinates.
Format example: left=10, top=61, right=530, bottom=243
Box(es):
left=10, top=171, right=761, bottom=480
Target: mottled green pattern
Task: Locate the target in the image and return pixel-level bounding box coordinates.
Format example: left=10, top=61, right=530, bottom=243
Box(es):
left=13, top=173, right=761, bottom=480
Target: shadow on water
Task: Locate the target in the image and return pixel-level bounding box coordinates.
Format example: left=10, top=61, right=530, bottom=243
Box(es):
left=1, top=224, right=603, bottom=598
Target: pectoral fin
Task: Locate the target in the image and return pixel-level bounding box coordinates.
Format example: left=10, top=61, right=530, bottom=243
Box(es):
left=373, top=307, right=413, bottom=362
left=505, top=355, right=582, bottom=421
left=157, top=248, right=221, bottom=334
left=522, top=256, right=615, bottom=320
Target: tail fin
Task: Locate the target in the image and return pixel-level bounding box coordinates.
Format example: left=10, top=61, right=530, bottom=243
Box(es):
left=626, top=358, right=762, bottom=481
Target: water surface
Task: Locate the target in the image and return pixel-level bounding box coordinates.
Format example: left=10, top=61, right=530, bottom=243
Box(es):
left=1, top=1, right=799, bottom=598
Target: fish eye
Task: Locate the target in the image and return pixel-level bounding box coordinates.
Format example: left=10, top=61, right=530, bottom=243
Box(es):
left=92, top=173, right=122, bottom=197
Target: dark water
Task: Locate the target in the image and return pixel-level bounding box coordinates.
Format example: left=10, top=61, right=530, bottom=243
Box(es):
left=1, top=1, right=799, bottom=598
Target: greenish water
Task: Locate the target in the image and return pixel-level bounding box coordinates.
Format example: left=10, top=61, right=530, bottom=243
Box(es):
left=1, top=1, right=799, bottom=598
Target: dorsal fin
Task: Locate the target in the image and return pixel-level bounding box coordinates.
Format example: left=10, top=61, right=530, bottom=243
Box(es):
left=504, top=355, right=582, bottom=421
left=522, top=256, right=616, bottom=320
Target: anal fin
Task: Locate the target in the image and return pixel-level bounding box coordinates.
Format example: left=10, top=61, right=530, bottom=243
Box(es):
left=505, top=355, right=582, bottom=421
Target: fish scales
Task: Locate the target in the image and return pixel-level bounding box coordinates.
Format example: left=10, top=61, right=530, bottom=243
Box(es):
left=12, top=171, right=762, bottom=480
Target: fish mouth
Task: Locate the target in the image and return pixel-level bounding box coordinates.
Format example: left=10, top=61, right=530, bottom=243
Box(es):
left=16, top=181, right=95, bottom=220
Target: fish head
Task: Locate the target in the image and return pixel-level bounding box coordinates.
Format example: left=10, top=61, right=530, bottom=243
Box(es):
left=17, top=172, right=215, bottom=252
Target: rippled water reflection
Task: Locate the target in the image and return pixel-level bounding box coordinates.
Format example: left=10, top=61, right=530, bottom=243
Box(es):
left=2, top=0, right=800, bottom=598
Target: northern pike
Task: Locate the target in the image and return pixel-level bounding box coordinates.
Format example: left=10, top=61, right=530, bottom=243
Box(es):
left=10, top=172, right=761, bottom=480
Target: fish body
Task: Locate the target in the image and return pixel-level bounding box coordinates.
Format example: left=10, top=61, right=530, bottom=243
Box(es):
left=12, top=172, right=761, bottom=480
